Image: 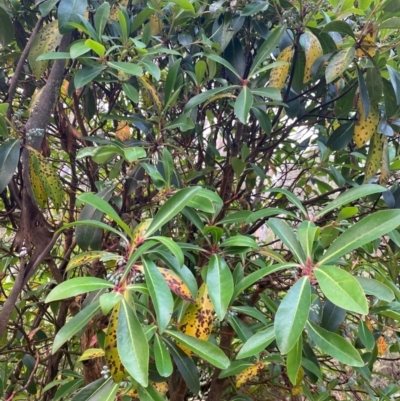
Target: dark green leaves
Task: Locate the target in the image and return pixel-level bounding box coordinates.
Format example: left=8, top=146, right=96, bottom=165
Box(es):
left=325, top=47, right=355, bottom=83
left=234, top=87, right=253, bottom=124
left=74, top=66, right=106, bottom=89
left=306, top=321, right=364, bottom=367
left=326, top=122, right=354, bottom=150
left=0, top=7, right=14, bottom=48
left=206, top=255, right=234, bottom=320
left=0, top=140, right=20, bottom=194
left=275, top=277, right=311, bottom=354
left=142, top=257, right=173, bottom=333
left=387, top=65, right=400, bottom=106
left=117, top=300, right=149, bottom=387
left=315, top=265, right=368, bottom=314
left=58, top=0, right=88, bottom=34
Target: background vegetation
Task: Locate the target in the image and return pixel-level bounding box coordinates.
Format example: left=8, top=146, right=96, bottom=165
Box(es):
left=1, top=0, right=400, bottom=399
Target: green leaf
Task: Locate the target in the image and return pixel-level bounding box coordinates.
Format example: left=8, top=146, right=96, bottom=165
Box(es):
left=236, top=326, right=275, bottom=359
left=275, top=277, right=311, bottom=354
left=251, top=87, right=282, bottom=100
left=85, top=39, right=105, bottom=57
left=306, top=321, right=364, bottom=367
left=94, top=1, right=110, bottom=37
left=46, top=277, right=113, bottom=303
left=124, top=147, right=146, bottom=162
left=39, top=0, right=59, bottom=17
left=241, top=0, right=269, bottom=16
left=122, top=82, right=139, bottom=103
left=265, top=187, right=307, bottom=218
left=165, top=59, right=182, bottom=106
left=71, top=378, right=118, bottom=401
left=233, top=263, right=298, bottom=299
left=218, top=211, right=252, bottom=225
left=36, top=52, right=71, bottom=60
left=220, top=235, right=258, bottom=249
left=137, top=384, right=165, bottom=401
left=219, top=361, right=254, bottom=378
left=163, top=337, right=200, bottom=394
left=58, top=0, right=88, bottom=34
left=358, top=320, right=374, bottom=350
left=184, top=86, right=239, bottom=112
left=246, top=208, right=296, bottom=224
left=355, top=276, right=395, bottom=302
left=320, top=300, right=346, bottom=332
left=314, top=265, right=368, bottom=315
left=146, top=187, right=201, bottom=237
left=319, top=210, right=400, bottom=264
left=168, top=0, right=195, bottom=12
left=378, top=16, right=400, bottom=29
left=325, top=47, right=355, bottom=84
left=327, top=122, right=354, bottom=150
left=206, top=255, right=234, bottom=320
left=117, top=299, right=149, bottom=387
left=74, top=66, right=106, bottom=89
left=0, top=140, right=20, bottom=194
left=249, top=25, right=286, bottom=77
left=322, top=21, right=356, bottom=38
left=78, top=192, right=132, bottom=237
left=204, top=52, right=241, bottom=78
left=142, top=257, right=173, bottom=333
left=316, top=184, right=385, bottom=219
left=268, top=218, right=306, bottom=264
left=387, top=65, right=400, bottom=106
left=52, top=301, right=101, bottom=353
left=286, top=336, right=302, bottom=385
left=0, top=8, right=15, bottom=48
left=70, top=41, right=91, bottom=58
left=234, top=86, right=253, bottom=124
left=297, top=221, right=319, bottom=259
left=165, top=329, right=230, bottom=369
left=107, top=61, right=143, bottom=76
left=154, top=334, right=173, bottom=377
left=357, top=64, right=370, bottom=118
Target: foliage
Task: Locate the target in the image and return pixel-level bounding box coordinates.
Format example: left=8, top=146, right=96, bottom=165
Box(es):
left=1, top=0, right=400, bottom=400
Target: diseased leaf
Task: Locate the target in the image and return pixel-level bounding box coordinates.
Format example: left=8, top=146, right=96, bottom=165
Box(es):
left=325, top=47, right=355, bottom=84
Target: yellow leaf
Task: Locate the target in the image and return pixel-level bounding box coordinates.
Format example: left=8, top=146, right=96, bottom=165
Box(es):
left=376, top=335, right=387, bottom=356
left=268, top=46, right=294, bottom=90
left=150, top=14, right=164, bottom=36
left=27, top=20, right=63, bottom=79
left=301, top=32, right=323, bottom=83
left=78, top=348, right=105, bottom=362
left=28, top=151, right=48, bottom=208
left=353, top=96, right=380, bottom=148
left=380, top=135, right=390, bottom=186
left=131, top=219, right=153, bottom=249
left=138, top=75, right=163, bottom=114
left=110, top=0, right=129, bottom=20
left=178, top=283, right=214, bottom=355
left=115, top=120, right=131, bottom=141
left=66, top=251, right=118, bottom=272
left=356, top=32, right=377, bottom=58
left=135, top=266, right=195, bottom=302
left=235, top=361, right=268, bottom=388
left=105, top=302, right=125, bottom=383
left=363, top=132, right=384, bottom=183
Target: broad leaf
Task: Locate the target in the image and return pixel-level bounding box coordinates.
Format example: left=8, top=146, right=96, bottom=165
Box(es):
left=58, top=0, right=88, bottom=34
left=154, top=334, right=173, bottom=377
left=306, top=321, right=364, bottom=367
left=236, top=326, right=275, bottom=359
left=355, top=276, right=395, bottom=302
left=286, top=336, right=302, bottom=385
left=319, top=210, right=400, bottom=264
left=0, top=140, right=20, bottom=194
left=46, top=278, right=113, bottom=303
left=117, top=300, right=149, bottom=387
left=325, top=47, right=355, bottom=84
left=275, top=277, right=311, bottom=354
left=142, top=257, right=174, bottom=333
left=206, top=255, right=234, bottom=320
left=165, top=329, right=230, bottom=369
left=315, top=265, right=368, bottom=314
left=53, top=301, right=101, bottom=353
left=234, top=86, right=253, bottom=124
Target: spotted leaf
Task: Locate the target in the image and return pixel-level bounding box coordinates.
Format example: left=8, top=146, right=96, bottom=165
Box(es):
left=363, top=132, right=384, bottom=183
left=235, top=361, right=268, bottom=388
left=28, top=151, right=48, bottom=208
left=28, top=20, right=63, bottom=79
left=325, top=47, right=355, bottom=84
left=353, top=96, right=380, bottom=148
left=269, top=46, right=293, bottom=90
left=105, top=302, right=125, bottom=383
left=300, top=32, right=323, bottom=83
left=66, top=251, right=120, bottom=272
left=178, top=283, right=214, bottom=355
left=135, top=265, right=194, bottom=302
left=78, top=348, right=105, bottom=362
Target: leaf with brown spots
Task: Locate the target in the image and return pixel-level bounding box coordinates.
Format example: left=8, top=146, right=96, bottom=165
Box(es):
left=28, top=151, right=48, bottom=208
left=235, top=361, right=268, bottom=388
left=268, top=46, right=293, bottom=90
left=105, top=302, right=125, bottom=383
left=353, top=96, right=380, bottom=148
left=27, top=20, right=63, bottom=79
left=66, top=251, right=119, bottom=272
left=377, top=335, right=387, bottom=356
left=27, top=146, right=64, bottom=209
left=325, top=47, right=355, bottom=84
left=131, top=219, right=153, bottom=249
left=78, top=348, right=105, bottom=362
left=363, top=132, right=384, bottom=183
left=178, top=283, right=214, bottom=355
left=300, top=32, right=323, bottom=83
left=135, top=265, right=194, bottom=302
